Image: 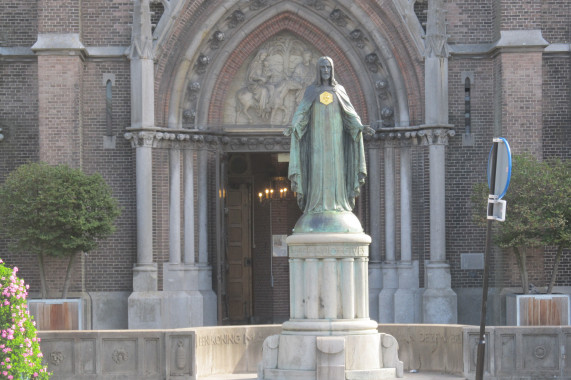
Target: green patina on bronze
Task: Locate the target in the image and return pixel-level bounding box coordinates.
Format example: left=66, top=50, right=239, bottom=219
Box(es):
left=285, top=56, right=367, bottom=233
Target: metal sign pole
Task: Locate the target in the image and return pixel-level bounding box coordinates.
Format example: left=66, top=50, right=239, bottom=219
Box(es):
left=475, top=141, right=498, bottom=380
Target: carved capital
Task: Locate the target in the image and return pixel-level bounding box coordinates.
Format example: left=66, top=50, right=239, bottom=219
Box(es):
left=124, top=131, right=161, bottom=148
left=417, top=127, right=455, bottom=146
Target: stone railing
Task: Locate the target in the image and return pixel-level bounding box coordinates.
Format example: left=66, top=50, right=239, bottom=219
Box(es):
left=38, top=324, right=571, bottom=379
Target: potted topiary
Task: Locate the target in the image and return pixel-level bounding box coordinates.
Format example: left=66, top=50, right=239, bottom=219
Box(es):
left=472, top=154, right=571, bottom=325
left=0, top=259, right=50, bottom=378
left=0, top=163, right=120, bottom=330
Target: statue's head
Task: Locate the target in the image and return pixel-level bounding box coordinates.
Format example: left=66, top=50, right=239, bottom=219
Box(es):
left=316, top=56, right=337, bottom=86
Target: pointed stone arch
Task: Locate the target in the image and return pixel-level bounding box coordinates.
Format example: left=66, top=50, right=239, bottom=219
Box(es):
left=155, top=1, right=423, bottom=131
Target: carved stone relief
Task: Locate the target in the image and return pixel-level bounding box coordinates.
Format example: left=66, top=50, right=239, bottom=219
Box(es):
left=223, top=33, right=321, bottom=126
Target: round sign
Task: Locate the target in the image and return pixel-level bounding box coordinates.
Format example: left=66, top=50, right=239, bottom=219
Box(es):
left=487, top=137, right=512, bottom=199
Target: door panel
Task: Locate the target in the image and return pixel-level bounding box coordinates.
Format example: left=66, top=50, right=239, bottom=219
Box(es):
left=226, top=183, right=252, bottom=323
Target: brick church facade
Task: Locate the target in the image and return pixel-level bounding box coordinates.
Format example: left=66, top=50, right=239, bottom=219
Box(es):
left=0, top=0, right=569, bottom=329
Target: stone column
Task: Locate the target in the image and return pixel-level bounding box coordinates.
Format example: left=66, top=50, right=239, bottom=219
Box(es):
left=183, top=148, right=195, bottom=265
left=160, top=136, right=216, bottom=328
left=420, top=0, right=457, bottom=324
left=394, top=136, right=420, bottom=323
left=379, top=139, right=397, bottom=323
left=169, top=148, right=181, bottom=265
left=198, top=146, right=209, bottom=265
left=133, top=133, right=157, bottom=290
left=125, top=0, right=161, bottom=329
left=367, top=145, right=382, bottom=321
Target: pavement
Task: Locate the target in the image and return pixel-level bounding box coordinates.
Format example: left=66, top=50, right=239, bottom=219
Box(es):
left=202, top=372, right=467, bottom=379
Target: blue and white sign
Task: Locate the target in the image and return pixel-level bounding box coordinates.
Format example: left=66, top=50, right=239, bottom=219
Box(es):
left=487, top=137, right=512, bottom=199
left=487, top=137, right=511, bottom=221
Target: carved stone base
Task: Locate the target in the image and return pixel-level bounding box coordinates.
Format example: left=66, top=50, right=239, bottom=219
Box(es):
left=258, top=333, right=404, bottom=380
left=128, top=264, right=217, bottom=329
left=422, top=262, right=457, bottom=324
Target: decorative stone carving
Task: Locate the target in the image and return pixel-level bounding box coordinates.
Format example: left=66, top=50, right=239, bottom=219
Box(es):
left=183, top=109, right=196, bottom=123
left=305, top=0, right=325, bottom=10
left=128, top=0, right=154, bottom=60
left=195, top=54, right=210, bottom=74
left=112, top=348, right=129, bottom=364
left=381, top=107, right=394, bottom=127
left=227, top=34, right=320, bottom=125
left=209, top=31, right=225, bottom=50
left=350, top=29, right=368, bottom=48
left=227, top=10, right=245, bottom=28
left=188, top=82, right=200, bottom=100
left=425, top=0, right=449, bottom=58
left=175, top=340, right=186, bottom=369
left=330, top=8, right=349, bottom=27
left=49, top=351, right=65, bottom=366
left=124, top=131, right=161, bottom=148
left=418, top=128, right=455, bottom=146
left=249, top=0, right=269, bottom=11
left=366, top=53, right=380, bottom=72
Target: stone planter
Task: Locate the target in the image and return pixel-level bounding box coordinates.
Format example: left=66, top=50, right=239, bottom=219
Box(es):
left=28, top=298, right=84, bottom=330
left=506, top=294, right=570, bottom=326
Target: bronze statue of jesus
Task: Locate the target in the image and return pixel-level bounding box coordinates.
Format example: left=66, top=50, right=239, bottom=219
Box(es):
left=285, top=56, right=367, bottom=218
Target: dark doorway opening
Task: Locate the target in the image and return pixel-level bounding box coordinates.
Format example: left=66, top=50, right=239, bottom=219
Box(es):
left=223, top=152, right=301, bottom=324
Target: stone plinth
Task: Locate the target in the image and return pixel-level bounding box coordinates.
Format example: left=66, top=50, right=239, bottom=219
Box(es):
left=258, top=232, right=404, bottom=379
left=128, top=264, right=217, bottom=329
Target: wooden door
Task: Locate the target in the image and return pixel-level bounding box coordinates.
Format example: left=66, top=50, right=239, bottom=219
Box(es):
left=226, top=183, right=252, bottom=323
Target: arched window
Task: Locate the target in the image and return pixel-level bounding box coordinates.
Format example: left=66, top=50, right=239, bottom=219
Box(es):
left=464, top=77, right=471, bottom=135
left=106, top=79, right=113, bottom=136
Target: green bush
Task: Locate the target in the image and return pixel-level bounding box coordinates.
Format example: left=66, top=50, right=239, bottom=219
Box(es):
left=471, top=154, right=570, bottom=293
left=0, top=163, right=121, bottom=298
left=0, top=260, right=50, bottom=379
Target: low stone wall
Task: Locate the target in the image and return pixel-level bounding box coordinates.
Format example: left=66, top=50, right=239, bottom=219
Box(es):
left=37, top=324, right=571, bottom=379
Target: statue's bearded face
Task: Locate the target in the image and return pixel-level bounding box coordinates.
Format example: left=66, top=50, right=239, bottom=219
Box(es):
left=320, top=63, right=332, bottom=82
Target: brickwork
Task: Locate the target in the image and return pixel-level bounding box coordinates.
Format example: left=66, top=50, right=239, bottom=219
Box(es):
left=499, top=52, right=544, bottom=158
left=541, top=0, right=571, bottom=43
left=447, top=58, right=496, bottom=288
left=81, top=0, right=132, bottom=46
left=1, top=1, right=38, bottom=47
left=542, top=56, right=571, bottom=159
left=81, top=60, right=136, bottom=292
left=446, top=0, right=494, bottom=45
left=38, top=0, right=80, bottom=34
left=37, top=55, right=83, bottom=166
left=498, top=0, right=542, bottom=31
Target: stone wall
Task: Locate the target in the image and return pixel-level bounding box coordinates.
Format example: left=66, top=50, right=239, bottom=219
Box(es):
left=37, top=324, right=571, bottom=379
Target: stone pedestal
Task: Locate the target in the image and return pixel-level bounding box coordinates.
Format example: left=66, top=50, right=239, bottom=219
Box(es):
left=422, top=262, right=457, bottom=324
left=162, top=263, right=217, bottom=327
left=378, top=263, right=398, bottom=323
left=258, top=232, right=403, bottom=379
left=394, top=261, right=420, bottom=323
left=128, top=264, right=216, bottom=329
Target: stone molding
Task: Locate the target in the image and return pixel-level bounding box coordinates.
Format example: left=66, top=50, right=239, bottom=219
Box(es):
left=31, top=33, right=87, bottom=58
left=451, top=30, right=551, bottom=56
left=123, top=125, right=455, bottom=152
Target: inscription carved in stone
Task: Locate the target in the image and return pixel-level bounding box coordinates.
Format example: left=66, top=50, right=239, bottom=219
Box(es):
left=225, top=34, right=321, bottom=125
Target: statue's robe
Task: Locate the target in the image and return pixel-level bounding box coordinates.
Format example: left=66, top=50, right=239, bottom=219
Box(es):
left=288, top=83, right=367, bottom=213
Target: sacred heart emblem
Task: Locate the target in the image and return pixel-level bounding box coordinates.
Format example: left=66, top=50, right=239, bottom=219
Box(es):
left=319, top=91, right=333, bottom=105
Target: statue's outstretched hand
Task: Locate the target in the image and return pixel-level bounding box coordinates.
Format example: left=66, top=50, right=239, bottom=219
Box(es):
left=362, top=125, right=376, bottom=137
left=283, top=127, right=293, bottom=136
